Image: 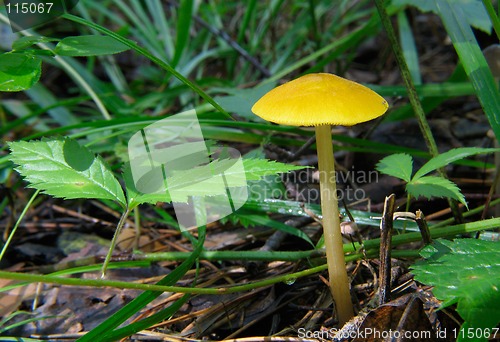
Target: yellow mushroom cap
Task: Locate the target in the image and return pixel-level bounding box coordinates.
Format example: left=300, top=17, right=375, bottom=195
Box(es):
left=251, top=73, right=389, bottom=126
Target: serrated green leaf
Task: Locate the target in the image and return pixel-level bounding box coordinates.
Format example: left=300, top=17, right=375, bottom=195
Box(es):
left=247, top=175, right=285, bottom=201
left=165, top=158, right=306, bottom=202
left=406, top=175, right=467, bottom=207
left=54, top=35, right=131, bottom=57
left=123, top=163, right=170, bottom=209
left=375, top=153, right=413, bottom=182
left=0, top=53, right=41, bottom=92
left=125, top=158, right=306, bottom=206
left=9, top=138, right=126, bottom=206
left=412, top=239, right=500, bottom=340
left=413, top=147, right=500, bottom=180
left=241, top=158, right=308, bottom=180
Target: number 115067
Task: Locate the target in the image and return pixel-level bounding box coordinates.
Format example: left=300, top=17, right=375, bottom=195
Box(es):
left=452, top=327, right=499, bottom=339
left=6, top=2, right=53, bottom=14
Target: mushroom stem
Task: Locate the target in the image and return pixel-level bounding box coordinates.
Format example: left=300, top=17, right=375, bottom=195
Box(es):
left=315, top=125, right=354, bottom=326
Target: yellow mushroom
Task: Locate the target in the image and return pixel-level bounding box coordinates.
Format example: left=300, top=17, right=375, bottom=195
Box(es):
left=252, top=73, right=388, bottom=325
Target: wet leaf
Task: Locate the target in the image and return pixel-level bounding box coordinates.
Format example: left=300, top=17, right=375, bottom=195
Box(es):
left=412, top=239, right=500, bottom=341
left=0, top=53, right=41, bottom=92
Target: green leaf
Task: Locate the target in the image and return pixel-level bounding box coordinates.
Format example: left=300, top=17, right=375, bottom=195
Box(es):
left=126, top=158, right=307, bottom=205
left=412, top=239, right=500, bottom=341
left=406, top=175, right=467, bottom=207
left=247, top=175, right=285, bottom=201
left=241, top=158, right=308, bottom=180
left=435, top=1, right=500, bottom=143
left=171, top=0, right=193, bottom=67
left=398, top=11, right=421, bottom=85
left=101, top=295, right=189, bottom=341
left=220, top=211, right=257, bottom=228
left=244, top=150, right=286, bottom=201
left=240, top=214, right=314, bottom=246
left=214, top=83, right=276, bottom=121
left=413, top=147, right=500, bottom=180
left=9, top=138, right=126, bottom=206
left=123, top=163, right=170, bottom=209
left=393, top=0, right=492, bottom=33
left=0, top=53, right=41, bottom=92
left=54, top=35, right=131, bottom=56
left=12, top=36, right=60, bottom=51
left=375, top=153, right=413, bottom=182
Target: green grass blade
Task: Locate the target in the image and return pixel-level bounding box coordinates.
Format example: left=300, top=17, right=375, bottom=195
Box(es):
left=241, top=214, right=314, bottom=246
left=146, top=0, right=174, bottom=58
left=383, top=64, right=470, bottom=122
left=242, top=198, right=420, bottom=231
left=267, top=14, right=379, bottom=84
left=397, top=11, right=421, bottom=84
left=0, top=190, right=39, bottom=263
left=0, top=313, right=60, bottom=335
left=436, top=0, right=500, bottom=141
left=26, top=83, right=80, bottom=126
left=237, top=0, right=257, bottom=44
left=61, top=13, right=231, bottom=119
left=128, top=0, right=157, bottom=38
left=76, top=226, right=206, bottom=342
left=482, top=0, right=500, bottom=39
left=370, top=81, right=474, bottom=98
left=172, top=0, right=193, bottom=67
left=100, top=295, right=190, bottom=341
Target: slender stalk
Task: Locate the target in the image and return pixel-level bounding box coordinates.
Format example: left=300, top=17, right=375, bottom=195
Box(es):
left=373, top=0, right=463, bottom=223
left=1, top=217, right=499, bottom=296
left=315, top=125, right=354, bottom=326
left=431, top=198, right=500, bottom=229
left=133, top=207, right=141, bottom=249
left=0, top=190, right=40, bottom=262
left=373, top=0, right=438, bottom=155
left=101, top=207, right=131, bottom=278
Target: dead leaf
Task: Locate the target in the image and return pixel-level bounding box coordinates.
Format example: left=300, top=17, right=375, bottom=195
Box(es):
left=0, top=263, right=38, bottom=317
left=338, top=294, right=435, bottom=342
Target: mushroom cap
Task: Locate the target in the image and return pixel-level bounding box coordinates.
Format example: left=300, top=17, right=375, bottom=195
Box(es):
left=251, top=73, right=389, bottom=126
